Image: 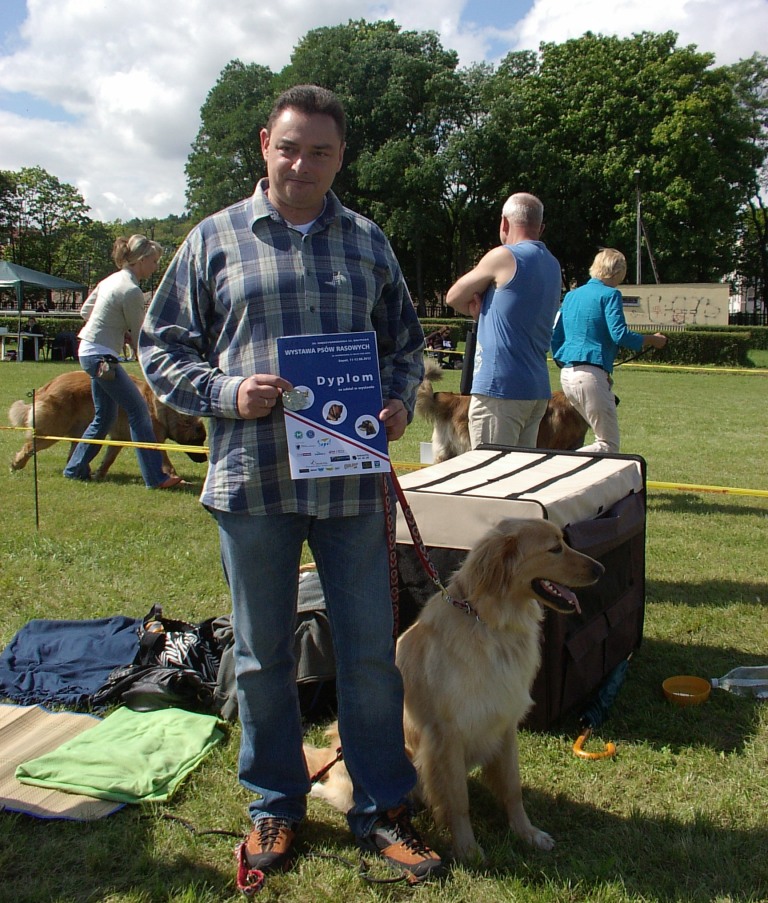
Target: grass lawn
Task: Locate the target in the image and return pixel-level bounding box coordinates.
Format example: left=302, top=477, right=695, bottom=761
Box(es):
left=0, top=357, right=766, bottom=903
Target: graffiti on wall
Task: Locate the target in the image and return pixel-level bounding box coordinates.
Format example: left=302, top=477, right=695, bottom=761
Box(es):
left=621, top=284, right=729, bottom=328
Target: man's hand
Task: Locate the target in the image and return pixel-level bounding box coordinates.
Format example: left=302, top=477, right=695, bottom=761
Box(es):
left=445, top=244, right=516, bottom=315
left=237, top=374, right=293, bottom=419
left=467, top=291, right=483, bottom=321
left=378, top=398, right=408, bottom=442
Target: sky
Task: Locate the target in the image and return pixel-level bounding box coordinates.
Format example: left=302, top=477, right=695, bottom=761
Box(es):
left=1, top=0, right=766, bottom=223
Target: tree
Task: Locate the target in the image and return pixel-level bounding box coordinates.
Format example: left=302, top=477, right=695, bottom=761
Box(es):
left=0, top=166, right=92, bottom=276
left=736, top=199, right=768, bottom=313
left=55, top=219, right=117, bottom=289
left=186, top=61, right=276, bottom=220
left=280, top=20, right=465, bottom=308
left=729, top=54, right=768, bottom=311
left=120, top=214, right=192, bottom=253
left=184, top=27, right=767, bottom=304
left=477, top=32, right=760, bottom=286
left=441, top=54, right=538, bottom=280
left=0, top=170, right=15, bottom=253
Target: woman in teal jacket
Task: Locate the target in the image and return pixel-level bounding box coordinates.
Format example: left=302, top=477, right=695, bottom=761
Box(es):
left=551, top=248, right=666, bottom=453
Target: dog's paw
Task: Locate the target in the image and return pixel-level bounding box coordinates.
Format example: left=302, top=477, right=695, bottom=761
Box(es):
left=308, top=776, right=354, bottom=813
left=525, top=826, right=555, bottom=851
left=452, top=839, right=487, bottom=866
left=308, top=782, right=327, bottom=800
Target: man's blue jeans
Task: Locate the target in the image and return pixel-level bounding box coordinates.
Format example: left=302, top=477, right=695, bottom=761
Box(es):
left=63, top=354, right=166, bottom=486
left=213, top=506, right=416, bottom=837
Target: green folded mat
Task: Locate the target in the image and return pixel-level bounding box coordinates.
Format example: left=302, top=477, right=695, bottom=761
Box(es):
left=16, top=706, right=224, bottom=803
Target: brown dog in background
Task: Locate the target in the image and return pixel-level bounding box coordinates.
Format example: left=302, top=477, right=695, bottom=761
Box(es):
left=304, top=517, right=604, bottom=863
left=415, top=359, right=588, bottom=463
left=8, top=369, right=207, bottom=479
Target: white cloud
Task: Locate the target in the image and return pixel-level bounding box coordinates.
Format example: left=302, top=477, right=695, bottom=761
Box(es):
left=507, top=0, right=768, bottom=65
left=0, top=0, right=765, bottom=222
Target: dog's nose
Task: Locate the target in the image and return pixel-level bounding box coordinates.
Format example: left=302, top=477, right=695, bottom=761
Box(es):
left=592, top=560, right=605, bottom=579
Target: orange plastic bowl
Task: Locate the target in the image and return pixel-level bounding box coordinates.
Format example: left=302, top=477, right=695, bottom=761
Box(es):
left=662, top=675, right=711, bottom=706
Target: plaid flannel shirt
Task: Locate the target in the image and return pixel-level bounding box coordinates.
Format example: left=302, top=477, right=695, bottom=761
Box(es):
left=139, top=180, right=424, bottom=516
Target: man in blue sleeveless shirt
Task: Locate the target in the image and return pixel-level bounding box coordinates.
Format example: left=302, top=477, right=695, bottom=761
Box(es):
left=447, top=193, right=562, bottom=448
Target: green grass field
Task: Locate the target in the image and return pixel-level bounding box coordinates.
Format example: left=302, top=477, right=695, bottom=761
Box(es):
left=1, top=357, right=766, bottom=903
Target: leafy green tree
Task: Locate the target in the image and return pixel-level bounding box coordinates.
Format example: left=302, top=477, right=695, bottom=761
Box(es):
left=120, top=215, right=192, bottom=254
left=115, top=215, right=194, bottom=292
left=280, top=20, right=464, bottom=308
left=441, top=55, right=539, bottom=281
left=183, top=26, right=766, bottom=307
left=0, top=165, right=91, bottom=275
left=477, top=32, right=760, bottom=287
left=186, top=61, right=277, bottom=220
left=181, top=23, right=518, bottom=307
left=736, top=199, right=768, bottom=313
left=282, top=23, right=458, bottom=192
left=729, top=53, right=768, bottom=311
left=54, top=219, right=117, bottom=288
left=0, top=170, right=16, bottom=254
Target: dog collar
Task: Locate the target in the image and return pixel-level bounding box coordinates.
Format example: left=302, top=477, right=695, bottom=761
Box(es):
left=442, top=588, right=480, bottom=621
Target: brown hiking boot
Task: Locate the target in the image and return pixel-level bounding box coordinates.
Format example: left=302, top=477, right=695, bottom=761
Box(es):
left=244, top=818, right=297, bottom=873
left=359, top=805, right=443, bottom=879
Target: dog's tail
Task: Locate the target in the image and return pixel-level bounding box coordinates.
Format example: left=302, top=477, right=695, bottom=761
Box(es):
left=8, top=400, right=31, bottom=429
left=423, top=357, right=445, bottom=383
left=415, top=358, right=445, bottom=423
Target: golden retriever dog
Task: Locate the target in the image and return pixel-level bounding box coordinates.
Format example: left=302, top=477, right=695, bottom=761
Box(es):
left=416, top=359, right=588, bottom=463
left=8, top=369, right=207, bottom=479
left=304, top=518, right=604, bottom=863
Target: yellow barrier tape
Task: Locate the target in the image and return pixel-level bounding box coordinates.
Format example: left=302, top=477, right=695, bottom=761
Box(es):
left=4, top=425, right=766, bottom=497
left=424, top=353, right=768, bottom=373
left=620, top=363, right=768, bottom=376
left=31, top=435, right=209, bottom=455
left=0, top=425, right=207, bottom=456
left=647, top=480, right=768, bottom=498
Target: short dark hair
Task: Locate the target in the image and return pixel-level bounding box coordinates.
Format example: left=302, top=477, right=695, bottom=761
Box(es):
left=267, top=85, right=346, bottom=142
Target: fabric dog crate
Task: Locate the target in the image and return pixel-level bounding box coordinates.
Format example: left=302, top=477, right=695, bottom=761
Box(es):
left=395, top=447, right=646, bottom=731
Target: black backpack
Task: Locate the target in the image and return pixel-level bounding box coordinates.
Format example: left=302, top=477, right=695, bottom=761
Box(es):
left=91, top=605, right=226, bottom=714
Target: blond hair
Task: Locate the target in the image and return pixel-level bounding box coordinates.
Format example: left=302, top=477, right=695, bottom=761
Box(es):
left=589, top=248, right=627, bottom=283
left=112, top=234, right=163, bottom=269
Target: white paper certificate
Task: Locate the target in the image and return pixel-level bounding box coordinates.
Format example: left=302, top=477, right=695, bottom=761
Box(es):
left=277, top=331, right=391, bottom=480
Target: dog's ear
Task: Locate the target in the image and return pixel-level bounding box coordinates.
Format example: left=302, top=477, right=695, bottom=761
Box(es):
left=462, top=529, right=522, bottom=600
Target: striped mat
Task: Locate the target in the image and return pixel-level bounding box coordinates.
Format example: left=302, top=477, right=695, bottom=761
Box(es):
left=0, top=704, right=121, bottom=820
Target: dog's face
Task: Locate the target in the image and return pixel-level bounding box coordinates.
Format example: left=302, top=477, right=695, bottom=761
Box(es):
left=145, top=383, right=208, bottom=459
left=459, top=518, right=604, bottom=616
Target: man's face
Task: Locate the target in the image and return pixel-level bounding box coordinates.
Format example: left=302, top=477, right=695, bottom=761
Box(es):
left=260, top=109, right=345, bottom=223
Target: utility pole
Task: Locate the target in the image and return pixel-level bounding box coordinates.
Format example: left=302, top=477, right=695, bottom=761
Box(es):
left=634, top=169, right=642, bottom=285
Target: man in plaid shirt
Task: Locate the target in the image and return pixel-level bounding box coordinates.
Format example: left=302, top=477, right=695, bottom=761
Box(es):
left=139, top=85, right=442, bottom=881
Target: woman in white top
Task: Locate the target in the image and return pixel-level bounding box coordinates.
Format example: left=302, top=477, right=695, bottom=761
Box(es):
left=63, top=235, right=186, bottom=488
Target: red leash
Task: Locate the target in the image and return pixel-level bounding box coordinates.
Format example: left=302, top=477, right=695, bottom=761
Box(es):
left=383, top=472, right=479, bottom=620
left=235, top=843, right=266, bottom=896
left=309, top=746, right=343, bottom=784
